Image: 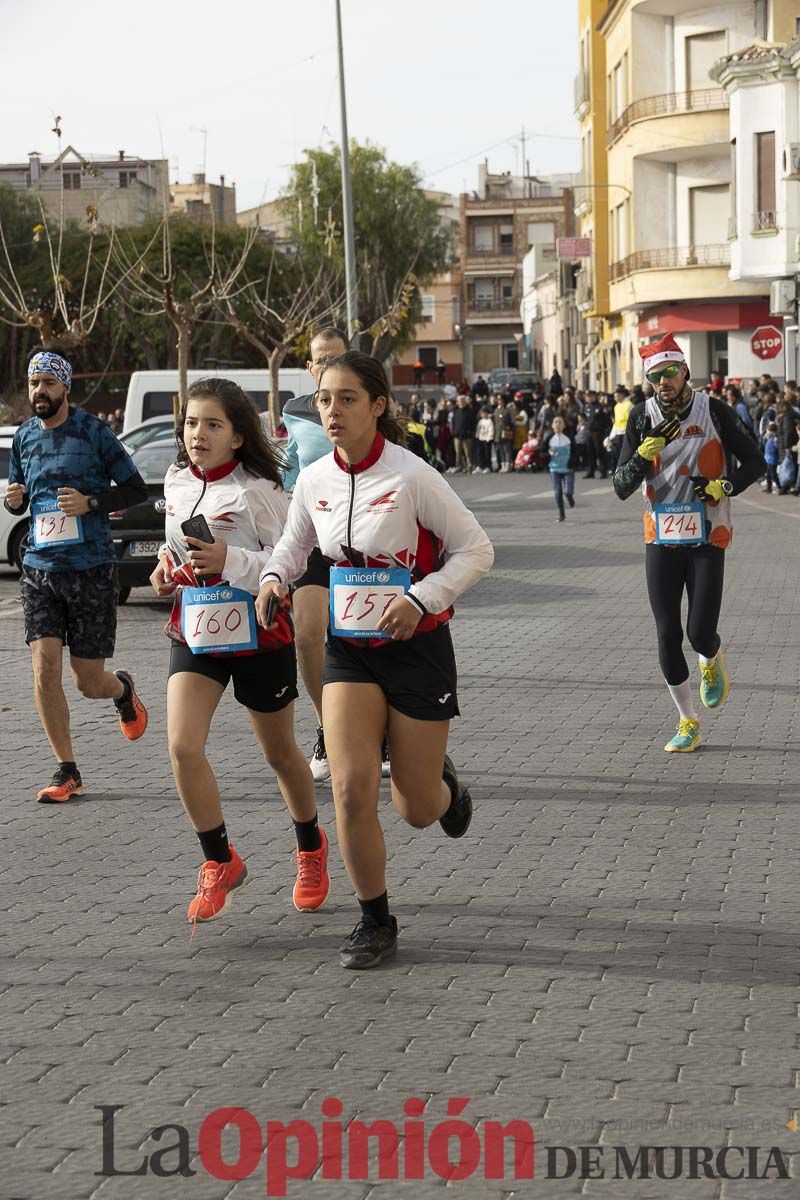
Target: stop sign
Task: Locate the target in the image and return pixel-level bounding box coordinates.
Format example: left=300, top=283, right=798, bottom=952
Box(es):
left=751, top=324, right=783, bottom=360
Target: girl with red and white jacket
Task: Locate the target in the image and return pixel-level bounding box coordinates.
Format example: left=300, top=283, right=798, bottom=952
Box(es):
left=149, top=378, right=329, bottom=930
left=256, top=352, right=493, bottom=970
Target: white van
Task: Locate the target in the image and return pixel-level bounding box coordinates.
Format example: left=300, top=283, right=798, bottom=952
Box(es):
left=122, top=368, right=315, bottom=432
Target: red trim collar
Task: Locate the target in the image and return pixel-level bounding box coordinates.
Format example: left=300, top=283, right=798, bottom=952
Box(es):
left=334, top=433, right=385, bottom=475
left=189, top=459, right=239, bottom=482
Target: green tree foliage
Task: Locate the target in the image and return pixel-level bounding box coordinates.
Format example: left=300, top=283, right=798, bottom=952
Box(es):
left=282, top=142, right=454, bottom=357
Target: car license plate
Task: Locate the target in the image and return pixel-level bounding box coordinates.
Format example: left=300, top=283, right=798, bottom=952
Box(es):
left=129, top=540, right=160, bottom=557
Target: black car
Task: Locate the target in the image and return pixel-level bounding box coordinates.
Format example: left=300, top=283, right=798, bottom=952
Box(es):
left=501, top=372, right=540, bottom=404
left=111, top=441, right=176, bottom=603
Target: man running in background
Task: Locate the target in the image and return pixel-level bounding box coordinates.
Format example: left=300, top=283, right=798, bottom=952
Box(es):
left=281, top=327, right=349, bottom=782
left=4, top=351, right=149, bottom=801
left=613, top=334, right=763, bottom=753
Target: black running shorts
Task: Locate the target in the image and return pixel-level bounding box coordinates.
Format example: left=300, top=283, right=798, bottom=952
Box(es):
left=168, top=641, right=298, bottom=712
left=323, top=623, right=459, bottom=721
left=293, top=546, right=329, bottom=591
left=20, top=563, right=118, bottom=660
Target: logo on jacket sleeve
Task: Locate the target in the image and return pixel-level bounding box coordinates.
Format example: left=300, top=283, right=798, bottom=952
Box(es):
left=316, top=499, right=333, bottom=512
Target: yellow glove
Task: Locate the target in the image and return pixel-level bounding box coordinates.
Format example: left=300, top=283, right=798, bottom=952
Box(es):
left=637, top=436, right=666, bottom=462
left=692, top=477, right=733, bottom=502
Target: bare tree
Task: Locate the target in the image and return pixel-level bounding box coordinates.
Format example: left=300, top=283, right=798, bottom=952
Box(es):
left=114, top=214, right=258, bottom=414
left=221, top=251, right=342, bottom=433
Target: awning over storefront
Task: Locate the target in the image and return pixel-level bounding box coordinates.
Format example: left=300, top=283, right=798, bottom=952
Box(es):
left=639, top=300, right=771, bottom=338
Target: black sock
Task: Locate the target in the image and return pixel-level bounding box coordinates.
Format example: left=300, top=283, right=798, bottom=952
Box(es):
left=58, top=760, right=78, bottom=777
left=358, top=891, right=392, bottom=928
left=197, top=822, right=231, bottom=864
left=293, top=815, right=321, bottom=852
left=114, top=675, right=132, bottom=706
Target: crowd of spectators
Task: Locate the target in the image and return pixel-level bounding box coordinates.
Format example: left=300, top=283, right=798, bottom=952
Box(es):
left=396, top=370, right=800, bottom=494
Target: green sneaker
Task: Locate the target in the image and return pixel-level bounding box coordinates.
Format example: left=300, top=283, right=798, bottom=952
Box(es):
left=665, top=718, right=701, bottom=753
left=699, top=649, right=729, bottom=709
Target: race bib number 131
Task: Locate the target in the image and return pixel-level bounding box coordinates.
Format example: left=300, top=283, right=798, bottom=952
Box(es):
left=31, top=500, right=84, bottom=548
left=330, top=566, right=411, bottom=638
left=181, top=585, right=258, bottom=654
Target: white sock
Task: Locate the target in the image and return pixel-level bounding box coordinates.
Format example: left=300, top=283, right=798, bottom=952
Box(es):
left=698, top=653, right=716, bottom=666
left=667, top=679, right=697, bottom=721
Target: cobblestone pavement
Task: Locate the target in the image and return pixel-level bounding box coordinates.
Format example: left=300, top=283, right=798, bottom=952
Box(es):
left=1, top=472, right=799, bottom=1199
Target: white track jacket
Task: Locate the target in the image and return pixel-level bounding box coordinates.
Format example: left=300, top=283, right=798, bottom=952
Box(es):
left=261, top=434, right=493, bottom=632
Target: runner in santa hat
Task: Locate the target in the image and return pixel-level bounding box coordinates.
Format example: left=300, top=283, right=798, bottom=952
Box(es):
left=612, top=334, right=764, bottom=752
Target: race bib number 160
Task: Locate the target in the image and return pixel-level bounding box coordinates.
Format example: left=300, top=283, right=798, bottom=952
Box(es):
left=330, top=566, right=411, bottom=639
left=181, top=585, right=258, bottom=654
left=31, top=500, right=84, bottom=548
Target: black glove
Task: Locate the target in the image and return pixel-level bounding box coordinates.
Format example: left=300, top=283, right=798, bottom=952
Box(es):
left=648, top=415, right=681, bottom=444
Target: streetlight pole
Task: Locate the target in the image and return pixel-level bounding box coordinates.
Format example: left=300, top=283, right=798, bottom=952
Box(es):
left=335, top=0, right=359, bottom=339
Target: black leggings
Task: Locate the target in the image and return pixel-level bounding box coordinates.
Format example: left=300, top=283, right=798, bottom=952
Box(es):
left=645, top=544, right=725, bottom=685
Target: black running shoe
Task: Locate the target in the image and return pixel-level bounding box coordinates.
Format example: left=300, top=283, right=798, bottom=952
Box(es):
left=439, top=754, right=472, bottom=838
left=340, top=915, right=398, bottom=970
left=381, top=736, right=391, bottom=779
left=37, top=765, right=85, bottom=803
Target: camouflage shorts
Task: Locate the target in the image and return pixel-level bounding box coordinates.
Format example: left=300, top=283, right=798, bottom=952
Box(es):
left=20, top=563, right=118, bottom=660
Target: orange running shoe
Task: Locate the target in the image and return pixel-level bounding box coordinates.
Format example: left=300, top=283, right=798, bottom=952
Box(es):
left=114, top=670, right=148, bottom=741
left=293, top=827, right=330, bottom=912
left=37, top=765, right=85, bottom=804
left=187, top=845, right=248, bottom=928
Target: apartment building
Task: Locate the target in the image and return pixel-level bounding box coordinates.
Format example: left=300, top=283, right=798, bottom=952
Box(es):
left=460, top=163, right=574, bottom=380
left=574, top=0, right=613, bottom=388
left=0, top=148, right=169, bottom=227
left=394, top=191, right=462, bottom=386
left=711, top=36, right=800, bottom=378
left=596, top=0, right=796, bottom=385
left=521, top=244, right=582, bottom=382
left=172, top=173, right=237, bottom=225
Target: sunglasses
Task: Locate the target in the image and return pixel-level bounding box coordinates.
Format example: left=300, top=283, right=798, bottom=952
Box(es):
left=646, top=364, right=683, bottom=383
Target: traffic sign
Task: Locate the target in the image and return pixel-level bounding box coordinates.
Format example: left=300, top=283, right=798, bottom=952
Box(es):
left=751, top=325, right=783, bottom=360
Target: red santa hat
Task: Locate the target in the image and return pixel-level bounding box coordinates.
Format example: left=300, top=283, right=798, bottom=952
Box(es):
left=639, top=333, right=686, bottom=374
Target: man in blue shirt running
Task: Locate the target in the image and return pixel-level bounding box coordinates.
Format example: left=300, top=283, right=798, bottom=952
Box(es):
left=4, top=351, right=149, bottom=802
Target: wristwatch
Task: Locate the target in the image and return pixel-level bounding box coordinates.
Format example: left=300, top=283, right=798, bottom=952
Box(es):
left=87, top=496, right=99, bottom=514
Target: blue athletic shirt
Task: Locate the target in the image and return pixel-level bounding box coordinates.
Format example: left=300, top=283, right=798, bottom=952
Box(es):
left=9, top=408, right=140, bottom=572
left=281, top=393, right=333, bottom=489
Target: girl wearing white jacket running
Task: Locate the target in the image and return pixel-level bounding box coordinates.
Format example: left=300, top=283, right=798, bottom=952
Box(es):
left=256, top=352, right=493, bottom=969
left=149, top=378, right=329, bottom=931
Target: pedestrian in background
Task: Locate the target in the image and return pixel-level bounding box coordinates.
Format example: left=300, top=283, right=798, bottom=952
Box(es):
left=763, top=422, right=780, bottom=493
left=476, top=406, right=494, bottom=473
left=544, top=415, right=575, bottom=522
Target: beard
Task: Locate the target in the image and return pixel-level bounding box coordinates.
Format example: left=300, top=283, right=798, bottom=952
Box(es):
left=30, top=392, right=66, bottom=419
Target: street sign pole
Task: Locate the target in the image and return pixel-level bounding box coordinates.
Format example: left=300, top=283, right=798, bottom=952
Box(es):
left=335, top=0, right=359, bottom=340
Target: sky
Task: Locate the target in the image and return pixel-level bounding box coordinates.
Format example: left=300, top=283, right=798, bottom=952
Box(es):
left=1, top=0, right=579, bottom=210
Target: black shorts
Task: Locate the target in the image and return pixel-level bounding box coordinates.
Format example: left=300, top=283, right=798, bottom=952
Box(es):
left=168, top=641, right=298, bottom=713
left=20, top=563, right=118, bottom=660
left=293, top=546, right=329, bottom=591
left=323, top=623, right=459, bottom=721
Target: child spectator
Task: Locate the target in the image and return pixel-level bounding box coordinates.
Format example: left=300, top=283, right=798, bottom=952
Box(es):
left=764, top=422, right=780, bottom=493
left=544, top=415, right=576, bottom=521
left=476, top=406, right=495, bottom=473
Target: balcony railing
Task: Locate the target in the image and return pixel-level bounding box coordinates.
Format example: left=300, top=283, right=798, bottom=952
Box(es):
left=753, top=210, right=778, bottom=233
left=609, top=243, right=730, bottom=281
left=607, top=88, right=728, bottom=146
left=574, top=71, right=590, bottom=115
left=466, top=243, right=515, bottom=256
left=466, top=297, right=517, bottom=315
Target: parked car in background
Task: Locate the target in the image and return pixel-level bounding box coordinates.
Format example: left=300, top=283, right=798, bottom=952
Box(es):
left=110, top=440, right=176, bottom=604
left=119, top=416, right=176, bottom=453
left=122, top=369, right=315, bottom=432
left=0, top=425, right=27, bottom=571
left=487, top=368, right=515, bottom=394
left=501, top=372, right=540, bottom=406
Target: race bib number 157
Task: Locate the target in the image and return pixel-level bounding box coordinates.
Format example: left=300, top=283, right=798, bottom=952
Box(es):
left=330, top=566, right=411, bottom=638
left=31, top=500, right=84, bottom=548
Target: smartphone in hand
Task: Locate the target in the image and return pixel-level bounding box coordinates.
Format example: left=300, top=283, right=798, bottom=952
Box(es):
left=181, top=514, right=214, bottom=544
left=265, top=594, right=278, bottom=628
